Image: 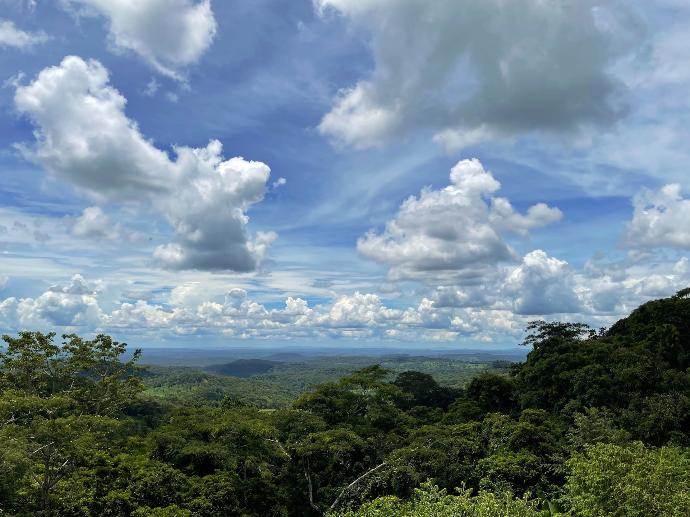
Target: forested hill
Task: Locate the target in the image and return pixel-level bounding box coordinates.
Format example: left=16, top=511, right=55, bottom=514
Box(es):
left=2, top=292, right=690, bottom=516
left=205, top=358, right=280, bottom=378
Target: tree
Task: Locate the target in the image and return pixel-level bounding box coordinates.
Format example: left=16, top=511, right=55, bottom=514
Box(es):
left=0, top=332, right=143, bottom=416
left=0, top=331, right=144, bottom=514
left=61, top=333, right=144, bottom=416
left=563, top=442, right=690, bottom=516
left=393, top=371, right=457, bottom=410
left=293, top=366, right=405, bottom=433
left=0, top=331, right=65, bottom=396
left=389, top=422, right=484, bottom=493
left=465, top=373, right=517, bottom=414
left=332, top=481, right=540, bottom=517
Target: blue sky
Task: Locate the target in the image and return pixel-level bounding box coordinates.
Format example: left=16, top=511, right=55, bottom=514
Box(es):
left=0, top=0, right=689, bottom=349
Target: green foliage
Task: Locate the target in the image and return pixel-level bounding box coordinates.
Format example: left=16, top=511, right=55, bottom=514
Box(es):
left=205, top=358, right=279, bottom=377
left=0, top=331, right=143, bottom=414
left=142, top=355, right=500, bottom=410
left=0, top=332, right=144, bottom=514
left=258, top=355, right=497, bottom=393
left=393, top=371, right=458, bottom=410
left=332, top=481, right=541, bottom=517
left=132, top=505, right=192, bottom=517
left=141, top=366, right=294, bottom=408
left=465, top=373, right=517, bottom=414
left=514, top=296, right=690, bottom=444
left=293, top=365, right=406, bottom=433
left=562, top=442, right=690, bottom=516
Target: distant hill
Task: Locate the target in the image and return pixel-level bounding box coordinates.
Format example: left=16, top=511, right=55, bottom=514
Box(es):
left=205, top=358, right=280, bottom=378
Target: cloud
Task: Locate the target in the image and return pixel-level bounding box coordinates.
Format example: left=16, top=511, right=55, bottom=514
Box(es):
left=505, top=250, right=582, bottom=315
left=0, top=274, right=501, bottom=342
left=431, top=247, right=690, bottom=323
left=490, top=200, right=563, bottom=236
left=580, top=255, right=690, bottom=316
left=0, top=18, right=47, bottom=49
left=316, top=0, right=630, bottom=150
left=357, top=158, right=561, bottom=281
left=352, top=159, right=690, bottom=321
left=63, top=0, right=216, bottom=79
left=109, top=288, right=414, bottom=339
left=48, top=273, right=98, bottom=295
left=2, top=258, right=690, bottom=343
left=312, top=291, right=401, bottom=329
left=15, top=56, right=274, bottom=272
left=432, top=284, right=491, bottom=309
left=629, top=18, right=690, bottom=90
left=626, top=184, right=690, bottom=249
left=0, top=1, right=38, bottom=11
left=0, top=275, right=103, bottom=328
left=142, top=77, right=160, bottom=97
left=152, top=142, right=274, bottom=271
left=72, top=206, right=122, bottom=240
left=272, top=177, right=287, bottom=189
left=32, top=230, right=51, bottom=243
left=427, top=249, right=584, bottom=316
left=14, top=56, right=173, bottom=198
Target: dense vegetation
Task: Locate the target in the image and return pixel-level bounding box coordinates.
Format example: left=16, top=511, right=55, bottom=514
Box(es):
left=142, top=355, right=506, bottom=408
left=2, top=290, right=690, bottom=515
left=205, top=359, right=281, bottom=378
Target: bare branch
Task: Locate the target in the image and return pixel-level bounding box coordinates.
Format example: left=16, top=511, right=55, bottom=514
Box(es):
left=329, top=462, right=388, bottom=512
left=30, top=442, right=55, bottom=456
left=304, top=459, right=323, bottom=515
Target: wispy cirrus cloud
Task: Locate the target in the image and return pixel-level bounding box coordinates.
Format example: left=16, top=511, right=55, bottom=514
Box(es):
left=0, top=18, right=47, bottom=49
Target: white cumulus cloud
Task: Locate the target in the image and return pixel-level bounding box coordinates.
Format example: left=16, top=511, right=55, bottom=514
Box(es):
left=505, top=250, right=582, bottom=315
left=63, top=0, right=216, bottom=79
left=0, top=275, right=103, bottom=328
left=15, top=56, right=275, bottom=272
left=2, top=262, right=690, bottom=345
left=357, top=158, right=561, bottom=282
left=626, top=184, right=690, bottom=249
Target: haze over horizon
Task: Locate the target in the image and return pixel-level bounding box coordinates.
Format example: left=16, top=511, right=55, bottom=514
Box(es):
left=1, top=0, right=689, bottom=348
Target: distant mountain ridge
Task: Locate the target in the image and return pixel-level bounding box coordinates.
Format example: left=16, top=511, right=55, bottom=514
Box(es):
left=205, top=358, right=280, bottom=378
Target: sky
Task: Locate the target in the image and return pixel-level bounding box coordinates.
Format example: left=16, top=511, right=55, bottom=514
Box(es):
left=0, top=0, right=689, bottom=349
